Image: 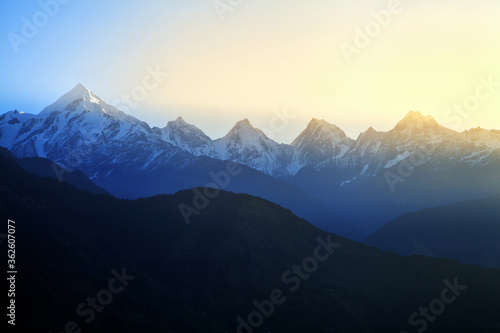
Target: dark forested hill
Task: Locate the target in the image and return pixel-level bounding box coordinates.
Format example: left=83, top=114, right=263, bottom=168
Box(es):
left=1, top=153, right=500, bottom=332
left=364, top=195, right=500, bottom=269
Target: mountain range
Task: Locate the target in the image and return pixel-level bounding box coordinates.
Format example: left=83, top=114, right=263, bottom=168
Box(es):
left=364, top=195, right=500, bottom=269
left=1, top=83, right=500, bottom=239
left=2, top=150, right=500, bottom=333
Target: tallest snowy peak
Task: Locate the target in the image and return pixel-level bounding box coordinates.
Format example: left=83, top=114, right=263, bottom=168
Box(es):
left=38, top=84, right=136, bottom=123
left=67, top=83, right=98, bottom=101
left=39, top=83, right=104, bottom=115
left=71, top=83, right=91, bottom=95
left=58, top=83, right=97, bottom=104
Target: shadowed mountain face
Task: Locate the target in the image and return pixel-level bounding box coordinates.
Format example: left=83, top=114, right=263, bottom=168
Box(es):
left=2, top=153, right=500, bottom=333
left=364, top=195, right=500, bottom=269
left=0, top=146, right=108, bottom=195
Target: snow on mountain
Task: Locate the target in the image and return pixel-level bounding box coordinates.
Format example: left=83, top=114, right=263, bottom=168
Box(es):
left=214, top=118, right=294, bottom=178
left=40, top=83, right=136, bottom=123
left=0, top=84, right=195, bottom=180
left=329, top=111, right=499, bottom=179
left=0, top=110, right=36, bottom=150
left=384, top=111, right=459, bottom=148
left=1, top=85, right=499, bottom=184
left=460, top=127, right=500, bottom=151
left=340, top=126, right=389, bottom=173
left=291, top=118, right=354, bottom=168
left=156, top=117, right=216, bottom=156
left=382, top=111, right=499, bottom=166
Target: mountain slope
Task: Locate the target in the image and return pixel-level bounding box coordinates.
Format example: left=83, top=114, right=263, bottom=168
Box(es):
left=0, top=85, right=351, bottom=237
left=156, top=116, right=216, bottom=156
left=95, top=154, right=353, bottom=238
left=214, top=118, right=294, bottom=178
left=1, top=84, right=195, bottom=179
left=288, top=112, right=500, bottom=238
left=364, top=195, right=500, bottom=268
left=2, top=152, right=500, bottom=332
left=291, top=118, right=354, bottom=168
left=2, top=86, right=500, bottom=240
left=0, top=146, right=108, bottom=195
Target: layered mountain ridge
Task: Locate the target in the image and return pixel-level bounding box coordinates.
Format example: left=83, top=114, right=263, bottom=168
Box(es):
left=2, top=84, right=500, bottom=238
left=2, top=84, right=498, bottom=180
left=2, top=151, right=500, bottom=332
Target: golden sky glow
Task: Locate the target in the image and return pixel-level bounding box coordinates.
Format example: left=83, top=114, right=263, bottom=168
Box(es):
left=2, top=0, right=499, bottom=142
left=142, top=0, right=500, bottom=142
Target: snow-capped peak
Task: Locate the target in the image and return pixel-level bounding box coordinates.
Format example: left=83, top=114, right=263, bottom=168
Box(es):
left=169, top=116, right=186, bottom=124
left=309, top=118, right=339, bottom=128
left=40, top=83, right=95, bottom=114
left=68, top=83, right=93, bottom=99
left=160, top=117, right=214, bottom=156
left=166, top=116, right=194, bottom=129
left=38, top=83, right=134, bottom=123
left=387, top=110, right=458, bottom=145
left=292, top=118, right=348, bottom=147
left=233, top=118, right=256, bottom=130
left=221, top=118, right=266, bottom=141
left=214, top=118, right=294, bottom=177
left=393, top=111, right=440, bottom=131
left=291, top=118, right=354, bottom=165
left=460, top=127, right=500, bottom=151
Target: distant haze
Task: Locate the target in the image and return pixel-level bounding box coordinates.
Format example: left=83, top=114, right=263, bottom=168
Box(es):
left=1, top=0, right=499, bottom=143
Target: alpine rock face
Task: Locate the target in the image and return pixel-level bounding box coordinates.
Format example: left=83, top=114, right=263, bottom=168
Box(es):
left=155, top=116, right=216, bottom=157
left=334, top=111, right=498, bottom=176
left=291, top=118, right=354, bottom=168
left=213, top=119, right=294, bottom=178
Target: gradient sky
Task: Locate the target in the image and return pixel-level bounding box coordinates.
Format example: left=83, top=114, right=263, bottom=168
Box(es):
left=1, top=0, right=499, bottom=143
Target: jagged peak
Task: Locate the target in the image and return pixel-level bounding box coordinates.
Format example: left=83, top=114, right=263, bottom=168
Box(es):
left=306, top=118, right=343, bottom=132
left=65, top=83, right=93, bottom=100
left=39, top=83, right=105, bottom=115
left=37, top=84, right=139, bottom=124
left=355, top=126, right=380, bottom=142
left=74, top=82, right=88, bottom=91
left=218, top=118, right=270, bottom=142
left=403, top=110, right=424, bottom=118
left=227, top=118, right=259, bottom=133
left=398, top=111, right=437, bottom=125
left=164, top=117, right=210, bottom=139
left=309, top=118, right=327, bottom=124
left=166, top=116, right=188, bottom=127
left=291, top=118, right=350, bottom=148
left=235, top=118, right=253, bottom=127
left=359, top=126, right=378, bottom=136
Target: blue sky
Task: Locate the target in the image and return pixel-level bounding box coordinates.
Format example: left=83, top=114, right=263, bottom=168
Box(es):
left=1, top=0, right=191, bottom=116
left=1, top=0, right=500, bottom=142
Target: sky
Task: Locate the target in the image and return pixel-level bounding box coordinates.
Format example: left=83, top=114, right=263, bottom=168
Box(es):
left=1, top=0, right=500, bottom=143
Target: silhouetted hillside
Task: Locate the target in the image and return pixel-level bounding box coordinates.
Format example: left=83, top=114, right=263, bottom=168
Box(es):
left=364, top=195, right=500, bottom=269
left=0, top=146, right=108, bottom=195
left=1, top=153, right=500, bottom=332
